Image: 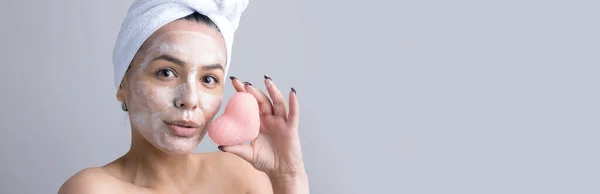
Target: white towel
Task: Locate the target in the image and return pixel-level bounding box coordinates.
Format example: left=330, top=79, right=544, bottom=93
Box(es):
left=112, top=0, right=250, bottom=88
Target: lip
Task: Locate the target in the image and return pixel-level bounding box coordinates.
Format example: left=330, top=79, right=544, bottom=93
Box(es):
left=164, top=120, right=201, bottom=137
left=165, top=120, right=201, bottom=128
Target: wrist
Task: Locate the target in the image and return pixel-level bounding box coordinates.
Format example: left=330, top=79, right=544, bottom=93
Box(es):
left=269, top=171, right=309, bottom=194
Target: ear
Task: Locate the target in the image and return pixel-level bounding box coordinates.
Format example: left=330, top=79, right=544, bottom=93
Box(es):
left=116, top=81, right=126, bottom=102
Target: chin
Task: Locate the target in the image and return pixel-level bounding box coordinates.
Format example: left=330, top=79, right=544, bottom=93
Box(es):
left=152, top=132, right=205, bottom=155
left=132, top=112, right=209, bottom=155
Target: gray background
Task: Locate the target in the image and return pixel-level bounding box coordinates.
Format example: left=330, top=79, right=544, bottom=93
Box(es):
left=1, top=0, right=598, bottom=193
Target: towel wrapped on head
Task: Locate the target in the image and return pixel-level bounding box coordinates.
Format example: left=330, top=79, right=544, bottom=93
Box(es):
left=112, top=0, right=250, bottom=88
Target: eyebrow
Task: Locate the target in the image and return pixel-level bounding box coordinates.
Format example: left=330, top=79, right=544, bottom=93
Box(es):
left=203, top=64, right=224, bottom=71
left=151, top=54, right=224, bottom=71
left=151, top=54, right=185, bottom=66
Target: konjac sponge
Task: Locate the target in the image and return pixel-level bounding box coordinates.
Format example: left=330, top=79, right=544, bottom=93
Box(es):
left=208, top=92, right=260, bottom=146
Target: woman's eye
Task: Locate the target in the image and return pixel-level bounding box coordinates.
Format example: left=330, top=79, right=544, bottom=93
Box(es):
left=156, top=69, right=176, bottom=78
left=201, top=76, right=218, bottom=85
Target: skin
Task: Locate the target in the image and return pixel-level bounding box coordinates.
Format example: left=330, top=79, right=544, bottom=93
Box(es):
left=59, top=19, right=308, bottom=194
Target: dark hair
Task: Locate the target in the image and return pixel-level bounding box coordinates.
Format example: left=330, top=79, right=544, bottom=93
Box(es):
left=180, top=12, right=220, bottom=32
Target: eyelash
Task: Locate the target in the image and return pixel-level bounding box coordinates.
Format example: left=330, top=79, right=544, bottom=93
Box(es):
left=155, top=68, right=220, bottom=84
left=156, top=68, right=177, bottom=78
left=202, top=75, right=220, bottom=85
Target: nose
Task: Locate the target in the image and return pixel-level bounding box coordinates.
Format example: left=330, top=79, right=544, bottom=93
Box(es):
left=174, top=83, right=199, bottom=110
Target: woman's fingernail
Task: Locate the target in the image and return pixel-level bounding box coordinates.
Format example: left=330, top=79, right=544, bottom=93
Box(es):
left=218, top=146, right=225, bottom=152
left=291, top=87, right=296, bottom=94
left=264, top=74, right=271, bottom=80
left=243, top=81, right=252, bottom=86
left=229, top=76, right=237, bottom=80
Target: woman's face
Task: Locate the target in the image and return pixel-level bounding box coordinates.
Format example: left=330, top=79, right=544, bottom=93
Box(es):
left=117, top=20, right=227, bottom=154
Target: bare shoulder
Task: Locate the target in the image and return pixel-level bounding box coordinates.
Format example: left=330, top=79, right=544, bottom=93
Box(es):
left=58, top=167, right=122, bottom=194
left=198, top=152, right=273, bottom=194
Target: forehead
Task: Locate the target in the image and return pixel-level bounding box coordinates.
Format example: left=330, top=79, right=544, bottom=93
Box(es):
left=151, top=31, right=221, bottom=49
left=142, top=19, right=225, bottom=52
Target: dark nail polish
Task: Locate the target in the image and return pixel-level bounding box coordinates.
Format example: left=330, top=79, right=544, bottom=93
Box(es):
left=264, top=74, right=271, bottom=80
left=218, top=146, right=225, bottom=152
left=291, top=87, right=296, bottom=94
left=243, top=81, right=252, bottom=86
left=229, top=76, right=237, bottom=80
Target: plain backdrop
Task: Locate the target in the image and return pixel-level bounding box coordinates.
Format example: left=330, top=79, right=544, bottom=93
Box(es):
left=1, top=0, right=599, bottom=193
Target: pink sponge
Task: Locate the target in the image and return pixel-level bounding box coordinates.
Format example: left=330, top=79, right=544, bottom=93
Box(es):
left=208, top=92, right=260, bottom=146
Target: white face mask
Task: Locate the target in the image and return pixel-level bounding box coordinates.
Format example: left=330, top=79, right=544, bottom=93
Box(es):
left=126, top=30, right=226, bottom=154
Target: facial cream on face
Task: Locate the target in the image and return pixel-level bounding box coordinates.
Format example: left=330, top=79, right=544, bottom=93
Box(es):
left=127, top=31, right=226, bottom=154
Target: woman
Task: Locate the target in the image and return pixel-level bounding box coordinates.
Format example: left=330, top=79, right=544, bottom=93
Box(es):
left=59, top=1, right=309, bottom=193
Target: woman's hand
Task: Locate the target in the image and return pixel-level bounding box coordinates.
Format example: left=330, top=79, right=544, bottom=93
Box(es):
left=219, top=75, right=308, bottom=193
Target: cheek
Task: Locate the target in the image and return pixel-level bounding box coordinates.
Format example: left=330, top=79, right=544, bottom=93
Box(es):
left=200, top=93, right=222, bottom=114
left=130, top=81, right=174, bottom=112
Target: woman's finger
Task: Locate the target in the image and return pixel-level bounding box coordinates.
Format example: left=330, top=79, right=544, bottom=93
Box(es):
left=288, top=87, right=299, bottom=127
left=244, top=81, right=274, bottom=115
left=263, top=75, right=287, bottom=117
left=218, top=144, right=253, bottom=163
left=229, top=76, right=246, bottom=92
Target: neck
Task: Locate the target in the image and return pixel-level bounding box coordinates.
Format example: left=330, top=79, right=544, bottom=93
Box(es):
left=120, top=129, right=200, bottom=190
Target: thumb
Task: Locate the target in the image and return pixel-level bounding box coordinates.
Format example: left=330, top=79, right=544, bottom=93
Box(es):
left=218, top=144, right=254, bottom=163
